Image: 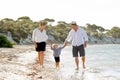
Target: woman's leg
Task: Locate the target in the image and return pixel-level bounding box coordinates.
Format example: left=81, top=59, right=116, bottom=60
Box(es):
left=40, top=51, right=44, bottom=67
left=38, top=51, right=41, bottom=64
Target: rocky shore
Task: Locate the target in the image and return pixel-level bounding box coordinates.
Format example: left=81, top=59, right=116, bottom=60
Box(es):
left=1, top=32, right=120, bottom=45
left=88, top=35, right=120, bottom=44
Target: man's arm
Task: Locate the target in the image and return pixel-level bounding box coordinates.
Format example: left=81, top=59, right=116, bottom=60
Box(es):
left=64, top=30, right=72, bottom=46
left=83, top=30, right=88, bottom=48
left=84, top=41, right=87, bottom=48
left=63, top=42, right=67, bottom=48
left=60, top=42, right=67, bottom=49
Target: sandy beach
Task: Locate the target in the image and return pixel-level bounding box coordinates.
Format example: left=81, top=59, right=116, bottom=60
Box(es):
left=0, top=45, right=120, bottom=80
left=0, top=45, right=60, bottom=80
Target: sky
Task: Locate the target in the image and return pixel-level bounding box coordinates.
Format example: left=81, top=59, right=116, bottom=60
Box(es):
left=0, top=0, right=120, bottom=29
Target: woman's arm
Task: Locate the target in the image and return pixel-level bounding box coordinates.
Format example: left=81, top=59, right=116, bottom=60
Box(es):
left=33, top=41, right=37, bottom=48
left=32, top=29, right=37, bottom=48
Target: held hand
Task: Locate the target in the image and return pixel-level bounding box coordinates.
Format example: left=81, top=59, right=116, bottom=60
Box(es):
left=63, top=41, right=67, bottom=47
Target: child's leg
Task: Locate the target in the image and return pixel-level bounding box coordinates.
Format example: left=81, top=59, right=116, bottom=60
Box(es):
left=56, top=57, right=60, bottom=68
left=56, top=62, right=60, bottom=67
left=56, top=62, right=58, bottom=68
left=54, top=57, right=57, bottom=68
left=54, top=57, right=60, bottom=68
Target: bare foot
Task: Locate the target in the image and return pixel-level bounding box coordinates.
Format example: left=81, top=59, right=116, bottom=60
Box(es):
left=83, top=64, right=86, bottom=69
left=27, top=72, right=37, bottom=76
left=75, top=67, right=79, bottom=70
left=41, top=65, right=45, bottom=68
left=32, top=66, right=37, bottom=70
left=38, top=76, right=42, bottom=79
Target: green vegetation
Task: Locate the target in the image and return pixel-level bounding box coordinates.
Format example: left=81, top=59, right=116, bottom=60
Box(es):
left=106, top=27, right=120, bottom=38
left=0, top=16, right=120, bottom=44
left=0, top=35, right=13, bottom=48
left=46, top=21, right=70, bottom=42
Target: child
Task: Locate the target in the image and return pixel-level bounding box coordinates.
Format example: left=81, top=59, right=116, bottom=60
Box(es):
left=50, top=43, right=66, bottom=68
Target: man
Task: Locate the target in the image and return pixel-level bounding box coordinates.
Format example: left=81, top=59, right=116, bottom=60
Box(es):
left=64, top=21, right=88, bottom=70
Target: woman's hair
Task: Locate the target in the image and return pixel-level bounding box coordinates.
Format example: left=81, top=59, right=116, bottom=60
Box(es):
left=40, top=20, right=47, bottom=26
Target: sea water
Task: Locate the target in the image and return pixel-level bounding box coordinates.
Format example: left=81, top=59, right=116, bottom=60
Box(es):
left=56, top=44, right=120, bottom=80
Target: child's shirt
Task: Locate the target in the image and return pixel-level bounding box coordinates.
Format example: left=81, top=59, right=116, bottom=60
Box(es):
left=51, top=46, right=64, bottom=57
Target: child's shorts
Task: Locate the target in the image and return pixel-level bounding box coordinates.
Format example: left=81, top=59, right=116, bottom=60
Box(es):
left=54, top=57, right=60, bottom=62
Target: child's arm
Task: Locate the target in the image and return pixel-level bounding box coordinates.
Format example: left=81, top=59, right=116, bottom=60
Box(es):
left=51, top=46, right=54, bottom=50
left=48, top=42, right=53, bottom=50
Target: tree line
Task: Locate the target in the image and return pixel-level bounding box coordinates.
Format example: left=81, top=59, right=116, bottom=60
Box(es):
left=0, top=16, right=120, bottom=43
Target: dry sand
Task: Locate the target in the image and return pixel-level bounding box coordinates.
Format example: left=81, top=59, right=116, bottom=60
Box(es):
left=0, top=45, right=59, bottom=80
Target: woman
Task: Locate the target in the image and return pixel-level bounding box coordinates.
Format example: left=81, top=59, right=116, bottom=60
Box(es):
left=32, top=20, right=48, bottom=68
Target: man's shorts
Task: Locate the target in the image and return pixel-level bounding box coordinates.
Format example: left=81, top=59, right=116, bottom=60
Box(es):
left=72, top=44, right=85, bottom=57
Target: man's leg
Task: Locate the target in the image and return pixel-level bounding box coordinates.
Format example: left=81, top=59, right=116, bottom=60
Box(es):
left=73, top=46, right=79, bottom=70
left=82, top=56, right=85, bottom=69
left=75, top=57, right=79, bottom=70
left=78, top=45, right=86, bottom=69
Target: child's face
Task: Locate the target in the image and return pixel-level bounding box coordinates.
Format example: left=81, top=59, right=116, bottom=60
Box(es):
left=54, top=45, right=58, bottom=49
